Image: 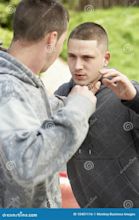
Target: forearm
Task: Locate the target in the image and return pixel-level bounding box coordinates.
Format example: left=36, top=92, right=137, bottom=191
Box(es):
left=0, top=94, right=95, bottom=187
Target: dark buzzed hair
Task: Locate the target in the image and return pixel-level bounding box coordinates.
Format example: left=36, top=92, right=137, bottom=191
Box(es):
left=13, top=0, right=69, bottom=42
left=68, top=22, right=108, bottom=51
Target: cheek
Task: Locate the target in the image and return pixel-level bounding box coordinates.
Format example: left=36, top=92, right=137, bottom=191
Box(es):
left=68, top=59, right=74, bottom=70
left=88, top=59, right=103, bottom=70
left=98, top=57, right=105, bottom=67
left=56, top=40, right=64, bottom=55
left=85, top=62, right=100, bottom=77
left=57, top=44, right=62, bottom=55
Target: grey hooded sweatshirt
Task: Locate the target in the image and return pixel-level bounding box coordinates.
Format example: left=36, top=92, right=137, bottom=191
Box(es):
left=0, top=51, right=95, bottom=208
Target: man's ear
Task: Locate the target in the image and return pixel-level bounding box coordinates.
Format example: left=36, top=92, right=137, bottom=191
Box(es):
left=104, top=51, right=110, bottom=67
left=45, top=31, right=58, bottom=53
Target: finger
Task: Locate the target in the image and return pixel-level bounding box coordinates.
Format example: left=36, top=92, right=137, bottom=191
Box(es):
left=110, top=76, right=124, bottom=84
left=99, top=68, right=117, bottom=75
left=102, top=72, right=121, bottom=79
left=102, top=78, right=117, bottom=88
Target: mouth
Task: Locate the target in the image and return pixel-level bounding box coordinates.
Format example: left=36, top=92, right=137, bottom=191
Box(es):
left=74, top=74, right=87, bottom=80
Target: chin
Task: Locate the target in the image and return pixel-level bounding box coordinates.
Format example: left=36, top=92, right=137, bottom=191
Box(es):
left=74, top=80, right=88, bottom=86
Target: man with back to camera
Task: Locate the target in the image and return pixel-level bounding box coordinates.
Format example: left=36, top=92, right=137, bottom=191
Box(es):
left=55, top=22, right=139, bottom=208
left=0, top=2, right=101, bottom=208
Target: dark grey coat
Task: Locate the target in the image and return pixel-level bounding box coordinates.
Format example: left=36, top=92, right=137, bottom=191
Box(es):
left=55, top=79, right=139, bottom=208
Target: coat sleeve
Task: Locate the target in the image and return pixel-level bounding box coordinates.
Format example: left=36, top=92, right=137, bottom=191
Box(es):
left=0, top=79, right=95, bottom=187
left=121, top=81, right=139, bottom=154
left=121, top=81, right=139, bottom=114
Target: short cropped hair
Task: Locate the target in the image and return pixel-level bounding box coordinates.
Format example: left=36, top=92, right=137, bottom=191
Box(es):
left=13, top=0, right=69, bottom=42
left=68, top=22, right=108, bottom=51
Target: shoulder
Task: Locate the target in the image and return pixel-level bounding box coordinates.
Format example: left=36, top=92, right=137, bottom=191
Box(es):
left=0, top=75, right=24, bottom=105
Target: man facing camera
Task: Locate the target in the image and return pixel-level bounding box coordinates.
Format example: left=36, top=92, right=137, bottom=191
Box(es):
left=55, top=22, right=139, bottom=208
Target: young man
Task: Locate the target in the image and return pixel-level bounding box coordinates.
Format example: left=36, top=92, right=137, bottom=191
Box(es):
left=55, top=22, right=139, bottom=208
left=0, top=2, right=99, bottom=208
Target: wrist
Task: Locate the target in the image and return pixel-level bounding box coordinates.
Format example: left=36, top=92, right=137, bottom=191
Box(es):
left=126, top=87, right=137, bottom=101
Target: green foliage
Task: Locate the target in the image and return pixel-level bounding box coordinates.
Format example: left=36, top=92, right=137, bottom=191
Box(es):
left=0, top=27, right=12, bottom=47
left=0, top=6, right=139, bottom=81
left=0, top=0, right=18, bottom=28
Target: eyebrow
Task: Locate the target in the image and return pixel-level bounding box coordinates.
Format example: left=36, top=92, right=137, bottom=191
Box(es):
left=68, top=53, right=77, bottom=57
left=68, top=53, right=95, bottom=58
left=68, top=52, right=75, bottom=55
left=82, top=55, right=95, bottom=58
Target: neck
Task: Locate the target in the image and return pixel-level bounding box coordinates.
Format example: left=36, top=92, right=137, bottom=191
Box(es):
left=8, top=40, right=48, bottom=74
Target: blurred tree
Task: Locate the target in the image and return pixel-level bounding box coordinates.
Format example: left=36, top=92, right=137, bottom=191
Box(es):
left=60, top=0, right=79, bottom=9
left=0, top=0, right=19, bottom=28
left=78, top=0, right=139, bottom=10
left=60, top=0, right=139, bottom=10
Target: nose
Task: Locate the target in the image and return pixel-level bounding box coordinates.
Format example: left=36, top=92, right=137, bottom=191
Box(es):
left=75, top=58, right=83, bottom=71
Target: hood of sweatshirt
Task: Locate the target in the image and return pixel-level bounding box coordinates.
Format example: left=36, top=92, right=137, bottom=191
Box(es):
left=0, top=51, right=42, bottom=88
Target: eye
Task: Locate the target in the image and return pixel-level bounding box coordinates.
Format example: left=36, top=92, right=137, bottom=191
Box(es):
left=68, top=54, right=76, bottom=58
left=83, top=56, right=95, bottom=60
